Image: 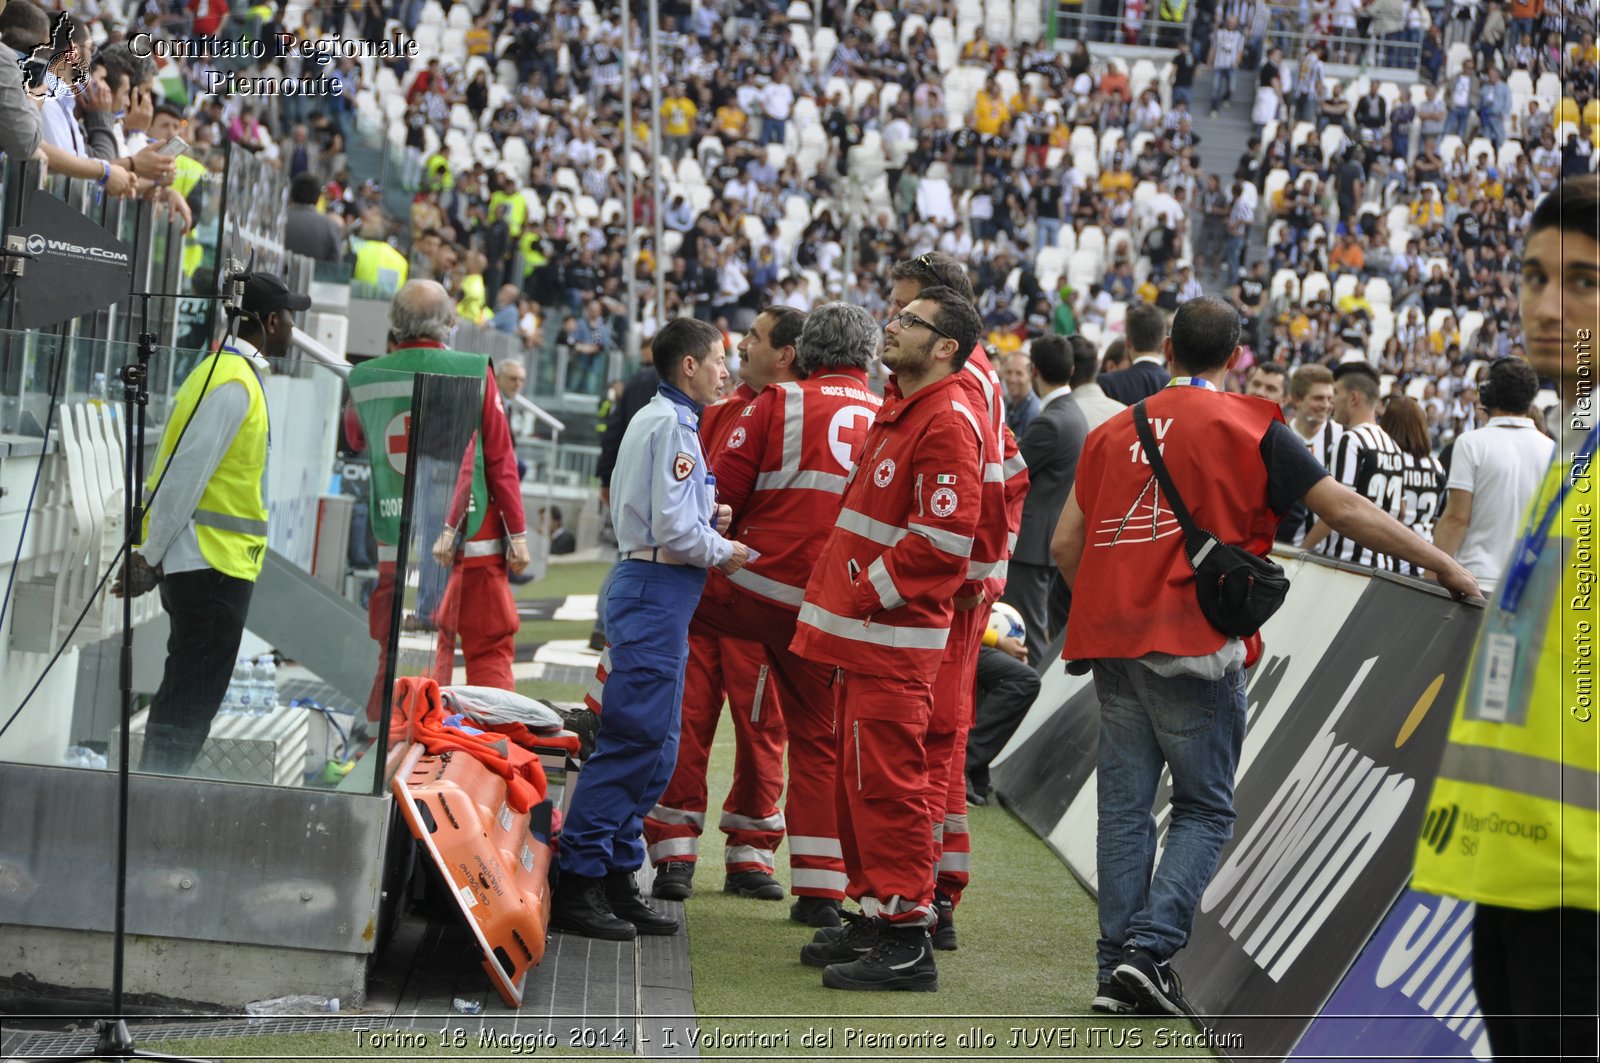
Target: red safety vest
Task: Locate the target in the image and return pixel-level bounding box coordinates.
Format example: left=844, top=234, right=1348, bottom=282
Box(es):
left=712, top=368, right=882, bottom=610
left=956, top=347, right=1029, bottom=600
left=792, top=372, right=983, bottom=681
left=1063, top=387, right=1283, bottom=662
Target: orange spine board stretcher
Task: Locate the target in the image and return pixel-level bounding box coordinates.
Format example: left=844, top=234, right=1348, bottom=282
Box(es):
left=389, top=678, right=580, bottom=1009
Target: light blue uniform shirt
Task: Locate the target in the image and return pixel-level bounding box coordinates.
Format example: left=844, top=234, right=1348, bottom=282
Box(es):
left=611, top=383, right=733, bottom=569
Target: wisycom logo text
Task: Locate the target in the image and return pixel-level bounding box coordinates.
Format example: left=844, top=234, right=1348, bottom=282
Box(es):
left=16, top=13, right=89, bottom=100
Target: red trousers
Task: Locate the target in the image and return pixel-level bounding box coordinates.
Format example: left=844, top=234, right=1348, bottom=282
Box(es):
left=834, top=670, right=936, bottom=927
left=927, top=606, right=986, bottom=908
left=642, top=634, right=788, bottom=872
left=691, top=571, right=846, bottom=898
left=366, top=560, right=518, bottom=722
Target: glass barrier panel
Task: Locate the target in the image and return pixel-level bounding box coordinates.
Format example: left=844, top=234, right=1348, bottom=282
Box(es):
left=0, top=334, right=375, bottom=793
left=369, top=370, right=486, bottom=792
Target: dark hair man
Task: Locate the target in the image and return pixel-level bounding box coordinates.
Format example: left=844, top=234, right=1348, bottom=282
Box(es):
left=1004, top=335, right=1090, bottom=667
left=670, top=303, right=882, bottom=929
left=792, top=285, right=986, bottom=992
left=1053, top=297, right=1477, bottom=1016
left=646, top=304, right=809, bottom=907
left=285, top=171, right=345, bottom=262
left=1430, top=358, right=1555, bottom=591
left=1244, top=361, right=1288, bottom=406
left=1414, top=176, right=1600, bottom=1063
left=1067, top=334, right=1127, bottom=430
left=1301, top=363, right=1410, bottom=568
left=553, top=316, right=749, bottom=941
left=885, top=252, right=1030, bottom=951
left=116, top=274, right=309, bottom=775
left=1097, top=303, right=1170, bottom=404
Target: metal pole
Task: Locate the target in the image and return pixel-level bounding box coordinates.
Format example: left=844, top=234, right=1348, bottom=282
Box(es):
left=648, top=0, right=665, bottom=327
left=622, top=8, right=638, bottom=364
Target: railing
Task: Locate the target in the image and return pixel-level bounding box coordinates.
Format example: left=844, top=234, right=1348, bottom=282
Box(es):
left=1055, top=4, right=1425, bottom=75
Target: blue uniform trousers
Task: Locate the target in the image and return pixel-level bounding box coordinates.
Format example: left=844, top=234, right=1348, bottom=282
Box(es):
left=559, top=559, right=708, bottom=878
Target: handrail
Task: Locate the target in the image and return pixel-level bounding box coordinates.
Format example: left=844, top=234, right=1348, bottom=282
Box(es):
left=290, top=327, right=351, bottom=379
left=515, top=393, right=566, bottom=436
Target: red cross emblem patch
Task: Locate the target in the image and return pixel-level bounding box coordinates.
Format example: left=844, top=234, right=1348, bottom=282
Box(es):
left=674, top=451, right=697, bottom=481
left=384, top=412, right=411, bottom=474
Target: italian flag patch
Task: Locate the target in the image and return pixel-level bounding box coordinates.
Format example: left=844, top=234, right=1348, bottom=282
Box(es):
left=936, top=475, right=957, bottom=484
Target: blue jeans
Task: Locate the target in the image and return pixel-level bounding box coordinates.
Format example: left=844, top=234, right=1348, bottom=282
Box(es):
left=1210, top=67, right=1235, bottom=110
left=1092, top=659, right=1247, bottom=980
left=1444, top=105, right=1471, bottom=137
left=1036, top=216, right=1061, bottom=256
left=1173, top=86, right=1192, bottom=109
left=761, top=117, right=787, bottom=146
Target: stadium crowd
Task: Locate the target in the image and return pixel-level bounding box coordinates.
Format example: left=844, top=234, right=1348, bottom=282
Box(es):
left=1, top=0, right=1588, bottom=439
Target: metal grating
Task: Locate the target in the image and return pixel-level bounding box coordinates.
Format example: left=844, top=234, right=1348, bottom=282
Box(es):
left=2, top=1015, right=392, bottom=1057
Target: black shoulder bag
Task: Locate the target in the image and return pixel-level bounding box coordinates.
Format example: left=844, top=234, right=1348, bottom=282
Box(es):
left=1132, top=400, right=1291, bottom=638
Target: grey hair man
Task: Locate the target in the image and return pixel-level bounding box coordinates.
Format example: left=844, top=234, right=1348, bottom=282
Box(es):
left=796, top=301, right=880, bottom=375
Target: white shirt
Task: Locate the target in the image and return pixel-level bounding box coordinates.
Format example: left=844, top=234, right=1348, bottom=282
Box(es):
left=1446, top=416, right=1558, bottom=591
left=760, top=81, right=794, bottom=120
left=1038, top=383, right=1073, bottom=410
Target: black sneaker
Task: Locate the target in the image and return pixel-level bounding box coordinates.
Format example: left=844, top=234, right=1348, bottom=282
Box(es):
left=651, top=861, right=695, bottom=900
left=724, top=870, right=785, bottom=900
left=1113, top=944, right=1193, bottom=1016
left=931, top=893, right=957, bottom=951
left=800, top=911, right=878, bottom=967
left=549, top=872, right=637, bottom=941
left=603, top=869, right=679, bottom=935
left=1090, top=980, right=1141, bottom=1014
left=965, top=777, right=988, bottom=807
left=790, top=895, right=843, bottom=928
left=821, top=924, right=939, bottom=992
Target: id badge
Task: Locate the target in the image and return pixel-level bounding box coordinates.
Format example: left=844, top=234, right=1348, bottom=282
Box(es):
left=1474, top=632, right=1518, bottom=723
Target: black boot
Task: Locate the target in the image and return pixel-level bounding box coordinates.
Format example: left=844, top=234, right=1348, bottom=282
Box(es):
left=652, top=861, right=695, bottom=900
left=604, top=869, right=679, bottom=935
left=931, top=892, right=958, bottom=951
left=550, top=872, right=637, bottom=941
left=822, top=923, right=939, bottom=992
left=790, top=895, right=843, bottom=928
left=724, top=870, right=785, bottom=900
left=800, top=910, right=880, bottom=967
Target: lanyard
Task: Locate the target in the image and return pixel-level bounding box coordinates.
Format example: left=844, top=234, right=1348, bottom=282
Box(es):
left=1498, top=422, right=1599, bottom=614
left=1165, top=376, right=1217, bottom=391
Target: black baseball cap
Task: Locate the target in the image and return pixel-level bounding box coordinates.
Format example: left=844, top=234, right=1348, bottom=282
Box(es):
left=241, top=272, right=312, bottom=317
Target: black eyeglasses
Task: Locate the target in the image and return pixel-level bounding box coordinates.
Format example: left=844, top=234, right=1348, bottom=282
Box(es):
left=911, top=253, right=937, bottom=274
left=891, top=311, right=953, bottom=339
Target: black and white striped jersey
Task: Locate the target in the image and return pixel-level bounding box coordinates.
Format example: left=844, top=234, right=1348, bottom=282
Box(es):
left=1318, top=422, right=1408, bottom=569
left=1391, top=451, right=1446, bottom=576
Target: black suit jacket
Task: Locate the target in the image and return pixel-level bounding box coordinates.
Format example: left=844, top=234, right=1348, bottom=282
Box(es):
left=1012, top=392, right=1091, bottom=567
left=1097, top=359, right=1171, bottom=406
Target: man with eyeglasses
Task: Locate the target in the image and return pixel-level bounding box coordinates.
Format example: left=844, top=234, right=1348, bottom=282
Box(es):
left=882, top=251, right=1029, bottom=951
left=792, top=286, right=987, bottom=992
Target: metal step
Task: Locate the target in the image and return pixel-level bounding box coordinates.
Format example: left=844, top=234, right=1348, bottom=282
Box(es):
left=246, top=550, right=375, bottom=709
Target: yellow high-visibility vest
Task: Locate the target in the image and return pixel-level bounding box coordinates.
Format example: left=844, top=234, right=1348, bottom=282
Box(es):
left=141, top=350, right=269, bottom=581
left=1413, top=433, right=1600, bottom=912
left=352, top=238, right=409, bottom=297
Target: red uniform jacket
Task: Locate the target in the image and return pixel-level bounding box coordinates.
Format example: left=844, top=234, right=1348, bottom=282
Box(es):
left=1063, top=387, right=1284, bottom=663
left=956, top=348, right=1029, bottom=601
left=791, top=372, right=984, bottom=682
left=701, top=382, right=758, bottom=460
left=710, top=368, right=883, bottom=609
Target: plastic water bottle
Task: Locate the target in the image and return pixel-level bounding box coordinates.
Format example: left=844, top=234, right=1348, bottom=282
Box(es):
left=253, top=657, right=278, bottom=718
left=224, top=658, right=253, bottom=715
left=244, top=994, right=339, bottom=1018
